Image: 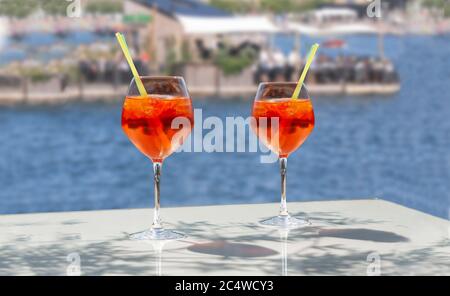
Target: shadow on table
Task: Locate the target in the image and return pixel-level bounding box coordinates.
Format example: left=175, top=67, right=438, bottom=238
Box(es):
left=316, top=228, right=409, bottom=243
left=176, top=211, right=408, bottom=243
left=188, top=240, right=277, bottom=257
left=0, top=212, right=447, bottom=275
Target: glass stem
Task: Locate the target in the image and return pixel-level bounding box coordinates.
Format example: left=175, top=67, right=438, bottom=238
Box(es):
left=152, top=162, right=162, bottom=229
left=279, top=230, right=289, bottom=276
left=154, top=242, right=163, bottom=276
left=279, top=157, right=289, bottom=216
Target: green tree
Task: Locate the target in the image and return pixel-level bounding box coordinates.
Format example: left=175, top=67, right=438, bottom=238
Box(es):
left=86, top=0, right=123, bottom=14
left=209, top=0, right=330, bottom=13
left=295, top=0, right=330, bottom=11
left=261, top=0, right=295, bottom=13
left=215, top=47, right=257, bottom=75
left=209, top=0, right=254, bottom=13
left=181, top=40, right=192, bottom=63
left=39, top=0, right=68, bottom=15
left=0, top=0, right=38, bottom=18
left=423, top=0, right=450, bottom=17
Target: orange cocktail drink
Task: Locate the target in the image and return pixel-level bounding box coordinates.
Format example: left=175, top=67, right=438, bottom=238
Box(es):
left=122, top=95, right=193, bottom=163
left=252, top=98, right=314, bottom=158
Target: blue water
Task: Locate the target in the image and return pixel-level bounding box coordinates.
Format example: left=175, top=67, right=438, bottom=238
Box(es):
left=0, top=35, right=449, bottom=218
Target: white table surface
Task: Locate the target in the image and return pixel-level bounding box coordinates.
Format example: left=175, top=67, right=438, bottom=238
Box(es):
left=0, top=199, right=449, bottom=275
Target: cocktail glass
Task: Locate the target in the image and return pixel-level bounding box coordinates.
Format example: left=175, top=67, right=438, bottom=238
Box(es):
left=122, top=76, right=194, bottom=240
left=252, top=82, right=314, bottom=228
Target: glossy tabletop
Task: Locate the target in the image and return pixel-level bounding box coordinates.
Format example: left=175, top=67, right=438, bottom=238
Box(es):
left=0, top=199, right=448, bottom=275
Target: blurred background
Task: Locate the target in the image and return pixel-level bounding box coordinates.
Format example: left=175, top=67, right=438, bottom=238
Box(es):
left=0, top=0, right=449, bottom=219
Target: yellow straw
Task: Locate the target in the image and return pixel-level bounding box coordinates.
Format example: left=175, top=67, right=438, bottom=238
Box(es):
left=115, top=32, right=148, bottom=97
left=292, top=43, right=320, bottom=99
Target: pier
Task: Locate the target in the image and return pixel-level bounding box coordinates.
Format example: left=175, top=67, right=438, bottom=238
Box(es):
left=0, top=81, right=400, bottom=105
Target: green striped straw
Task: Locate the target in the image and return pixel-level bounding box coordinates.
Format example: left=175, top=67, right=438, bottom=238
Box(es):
left=115, top=32, right=148, bottom=97
left=292, top=43, right=320, bottom=99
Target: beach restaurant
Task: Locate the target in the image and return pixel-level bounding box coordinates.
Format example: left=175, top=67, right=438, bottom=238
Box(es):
left=124, top=0, right=276, bottom=63
left=122, top=1, right=399, bottom=97
left=123, top=0, right=278, bottom=95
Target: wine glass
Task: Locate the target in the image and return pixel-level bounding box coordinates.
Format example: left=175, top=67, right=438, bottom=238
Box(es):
left=121, top=76, right=194, bottom=240
left=252, top=82, right=314, bottom=228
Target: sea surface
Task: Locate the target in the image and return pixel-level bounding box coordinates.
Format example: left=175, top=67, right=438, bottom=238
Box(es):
left=0, top=35, right=449, bottom=218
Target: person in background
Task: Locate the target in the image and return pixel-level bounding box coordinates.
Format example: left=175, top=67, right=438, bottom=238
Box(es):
left=347, top=56, right=357, bottom=82
left=286, top=49, right=301, bottom=81
left=59, top=73, right=68, bottom=92
left=354, top=58, right=367, bottom=84
left=308, top=55, right=318, bottom=84
left=373, top=58, right=384, bottom=83
left=322, top=55, right=335, bottom=83
left=89, top=58, right=99, bottom=82
left=256, top=46, right=272, bottom=82
left=382, top=58, right=397, bottom=83
left=118, top=59, right=129, bottom=83
left=98, top=56, right=107, bottom=82
left=105, top=59, right=117, bottom=87
left=314, top=54, right=327, bottom=84
left=335, top=55, right=345, bottom=83
left=272, top=48, right=285, bottom=81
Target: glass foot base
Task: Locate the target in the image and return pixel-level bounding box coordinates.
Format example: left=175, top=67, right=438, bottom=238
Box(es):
left=260, top=215, right=311, bottom=229
left=129, top=228, right=185, bottom=241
